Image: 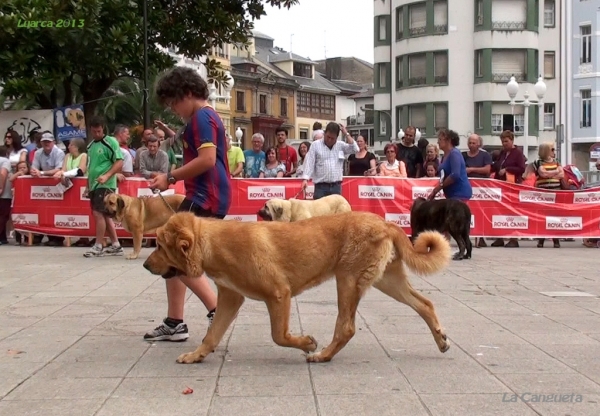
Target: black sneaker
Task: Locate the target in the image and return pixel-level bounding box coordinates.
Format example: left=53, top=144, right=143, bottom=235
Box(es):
left=144, top=319, right=189, bottom=342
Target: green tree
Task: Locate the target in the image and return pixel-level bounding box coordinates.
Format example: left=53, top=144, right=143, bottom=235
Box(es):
left=0, top=0, right=297, bottom=127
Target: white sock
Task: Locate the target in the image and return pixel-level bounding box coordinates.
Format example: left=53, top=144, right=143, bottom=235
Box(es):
left=112, top=241, right=121, bottom=248
left=94, top=243, right=103, bottom=250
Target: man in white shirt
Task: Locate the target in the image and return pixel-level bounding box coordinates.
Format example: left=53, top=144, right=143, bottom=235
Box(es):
left=301, top=122, right=358, bottom=199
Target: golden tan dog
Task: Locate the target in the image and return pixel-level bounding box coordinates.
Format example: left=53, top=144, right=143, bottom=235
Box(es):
left=257, top=194, right=352, bottom=222
left=66, top=108, right=86, bottom=130
left=143, top=211, right=452, bottom=364
left=103, top=193, right=184, bottom=259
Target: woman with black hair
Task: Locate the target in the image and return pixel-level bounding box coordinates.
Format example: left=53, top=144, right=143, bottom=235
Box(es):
left=428, top=129, right=472, bottom=201
left=4, top=130, right=27, bottom=172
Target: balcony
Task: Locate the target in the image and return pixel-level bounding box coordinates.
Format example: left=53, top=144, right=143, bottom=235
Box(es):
left=346, top=113, right=373, bottom=126
left=434, top=24, right=448, bottom=34
left=578, top=63, right=593, bottom=75
left=408, top=76, right=427, bottom=87
left=491, top=21, right=526, bottom=30
left=434, top=75, right=448, bottom=84
left=409, top=25, right=426, bottom=36
left=492, top=72, right=525, bottom=83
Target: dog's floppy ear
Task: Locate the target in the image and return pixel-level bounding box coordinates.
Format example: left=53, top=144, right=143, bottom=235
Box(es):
left=117, top=196, right=125, bottom=212
left=272, top=205, right=284, bottom=219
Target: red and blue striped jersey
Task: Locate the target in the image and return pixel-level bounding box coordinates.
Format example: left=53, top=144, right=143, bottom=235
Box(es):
left=182, top=105, right=231, bottom=216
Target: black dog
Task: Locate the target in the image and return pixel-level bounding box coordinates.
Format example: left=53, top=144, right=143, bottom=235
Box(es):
left=410, top=197, right=472, bottom=261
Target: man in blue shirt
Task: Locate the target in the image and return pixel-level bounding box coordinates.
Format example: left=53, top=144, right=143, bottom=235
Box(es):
left=243, top=133, right=266, bottom=178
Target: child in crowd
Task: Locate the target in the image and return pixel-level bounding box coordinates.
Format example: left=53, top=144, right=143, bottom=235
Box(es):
left=424, top=161, right=438, bottom=178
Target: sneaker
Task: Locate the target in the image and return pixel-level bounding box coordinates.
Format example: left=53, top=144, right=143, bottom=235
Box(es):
left=83, top=245, right=104, bottom=258
left=144, top=320, right=189, bottom=342
left=104, top=245, right=124, bottom=256
left=207, top=309, right=216, bottom=327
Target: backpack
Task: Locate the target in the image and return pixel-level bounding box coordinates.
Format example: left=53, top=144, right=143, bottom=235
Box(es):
left=562, top=165, right=585, bottom=189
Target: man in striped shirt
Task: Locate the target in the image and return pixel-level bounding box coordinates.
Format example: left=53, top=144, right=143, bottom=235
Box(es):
left=301, top=122, right=358, bottom=199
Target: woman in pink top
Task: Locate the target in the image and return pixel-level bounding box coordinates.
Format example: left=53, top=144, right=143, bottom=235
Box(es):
left=378, top=143, right=407, bottom=177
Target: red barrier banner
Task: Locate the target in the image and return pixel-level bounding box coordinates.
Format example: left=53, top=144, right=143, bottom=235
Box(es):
left=11, top=176, right=600, bottom=238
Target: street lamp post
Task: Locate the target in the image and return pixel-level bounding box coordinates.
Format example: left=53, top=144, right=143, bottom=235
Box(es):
left=235, top=127, right=243, bottom=147
left=506, top=75, right=547, bottom=161
left=208, top=70, right=235, bottom=108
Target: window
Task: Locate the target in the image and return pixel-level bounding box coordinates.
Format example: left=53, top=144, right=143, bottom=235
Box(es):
left=409, top=105, right=427, bottom=136
left=259, top=94, right=267, bottom=114
left=491, top=113, right=524, bottom=134
left=396, top=56, right=404, bottom=88
left=434, top=51, right=448, bottom=84
left=293, top=62, right=312, bottom=78
left=378, top=63, right=387, bottom=88
left=544, top=0, right=555, bottom=27
left=396, top=8, right=404, bottom=38
left=409, top=3, right=427, bottom=36
left=299, top=129, right=308, bottom=141
left=378, top=16, right=387, bottom=41
left=581, top=89, right=592, bottom=128
left=297, top=92, right=336, bottom=118
left=408, top=54, right=427, bottom=86
left=217, top=43, right=228, bottom=58
left=492, top=50, right=526, bottom=82
left=379, top=113, right=387, bottom=136
left=236, top=91, right=245, bottom=112
left=544, top=52, right=555, bottom=78
left=434, top=103, right=448, bottom=131
left=280, top=97, right=288, bottom=117
left=475, top=50, right=483, bottom=78
left=581, top=25, right=592, bottom=64
left=475, top=103, right=483, bottom=129
left=433, top=0, right=448, bottom=33
left=543, top=103, right=555, bottom=130
left=476, top=0, right=483, bottom=26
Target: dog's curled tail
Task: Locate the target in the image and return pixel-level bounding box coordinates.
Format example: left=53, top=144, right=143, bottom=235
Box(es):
left=390, top=225, right=451, bottom=276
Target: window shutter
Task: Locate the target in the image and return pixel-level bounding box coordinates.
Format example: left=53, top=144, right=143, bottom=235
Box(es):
left=434, top=53, right=448, bottom=77
left=544, top=53, right=555, bottom=78
left=409, top=54, right=427, bottom=77
left=379, top=17, right=387, bottom=40
left=409, top=105, right=427, bottom=130
left=492, top=51, right=525, bottom=77
left=433, top=1, right=447, bottom=26
left=410, top=4, right=426, bottom=28
left=434, top=104, right=448, bottom=129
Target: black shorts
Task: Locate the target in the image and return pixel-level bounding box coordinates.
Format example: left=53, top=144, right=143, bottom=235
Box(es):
left=177, top=199, right=225, bottom=219
left=88, top=188, right=115, bottom=214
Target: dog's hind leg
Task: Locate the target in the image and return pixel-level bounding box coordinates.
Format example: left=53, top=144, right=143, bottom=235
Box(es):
left=266, top=287, right=318, bottom=354
left=307, top=273, right=366, bottom=363
left=374, top=264, right=450, bottom=353
left=449, top=229, right=465, bottom=260
left=177, top=286, right=244, bottom=364
left=464, top=229, right=473, bottom=259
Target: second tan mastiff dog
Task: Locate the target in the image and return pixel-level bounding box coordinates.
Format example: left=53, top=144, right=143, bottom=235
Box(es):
left=257, top=194, right=351, bottom=222
left=143, top=211, right=452, bottom=364
left=104, top=193, right=184, bottom=259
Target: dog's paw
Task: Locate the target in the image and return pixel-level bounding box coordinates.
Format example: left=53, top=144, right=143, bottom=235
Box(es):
left=176, top=351, right=204, bottom=364
left=306, top=351, right=332, bottom=363
left=436, top=328, right=450, bottom=353
left=302, top=335, right=318, bottom=353
left=125, top=253, right=139, bottom=260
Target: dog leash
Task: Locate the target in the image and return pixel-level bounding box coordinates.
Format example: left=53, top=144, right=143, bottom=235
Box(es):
left=153, top=189, right=178, bottom=214
left=290, top=189, right=305, bottom=200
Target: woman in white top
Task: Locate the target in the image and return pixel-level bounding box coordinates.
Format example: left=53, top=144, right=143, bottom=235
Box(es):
left=3, top=131, right=27, bottom=172
left=259, top=147, right=285, bottom=178
left=295, top=141, right=311, bottom=178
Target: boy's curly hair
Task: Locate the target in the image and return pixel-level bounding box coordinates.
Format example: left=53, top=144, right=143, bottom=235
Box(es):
left=155, top=67, right=209, bottom=105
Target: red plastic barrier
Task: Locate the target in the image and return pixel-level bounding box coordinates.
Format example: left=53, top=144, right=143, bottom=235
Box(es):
left=11, top=176, right=600, bottom=238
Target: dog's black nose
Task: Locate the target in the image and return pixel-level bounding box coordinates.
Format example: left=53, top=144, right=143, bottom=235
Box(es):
left=142, top=261, right=150, bottom=271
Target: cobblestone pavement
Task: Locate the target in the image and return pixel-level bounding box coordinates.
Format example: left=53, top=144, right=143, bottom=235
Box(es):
left=0, top=240, right=599, bottom=415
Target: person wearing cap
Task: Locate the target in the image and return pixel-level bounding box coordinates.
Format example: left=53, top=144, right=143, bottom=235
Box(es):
left=30, top=131, right=66, bottom=246
left=30, top=132, right=65, bottom=178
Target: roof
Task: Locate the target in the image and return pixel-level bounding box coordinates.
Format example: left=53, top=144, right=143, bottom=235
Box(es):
left=314, top=56, right=374, bottom=69
left=253, top=45, right=341, bottom=94
left=325, top=78, right=365, bottom=94
left=349, top=89, right=374, bottom=99
left=251, top=30, right=274, bottom=41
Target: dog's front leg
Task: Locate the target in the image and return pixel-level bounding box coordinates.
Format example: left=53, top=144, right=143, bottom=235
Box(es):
left=126, top=227, right=143, bottom=260
left=177, top=286, right=244, bottom=364
left=266, top=287, right=318, bottom=353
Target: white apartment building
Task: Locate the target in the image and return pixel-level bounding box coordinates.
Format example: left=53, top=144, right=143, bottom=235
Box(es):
left=374, top=0, right=561, bottom=160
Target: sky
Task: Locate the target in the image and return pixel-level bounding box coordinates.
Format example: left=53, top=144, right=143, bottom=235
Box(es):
left=253, top=0, right=374, bottom=64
